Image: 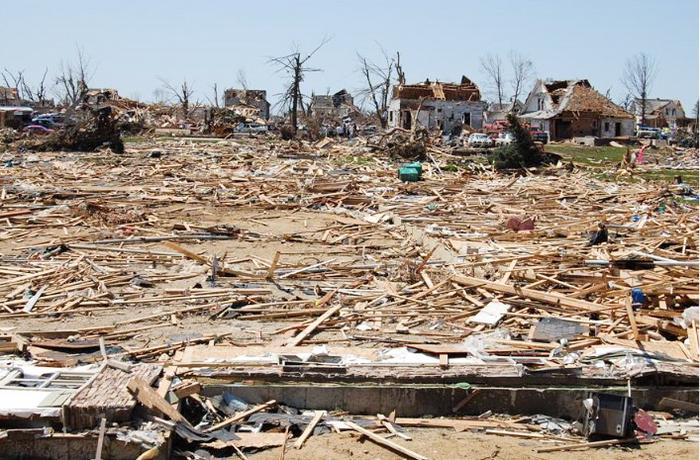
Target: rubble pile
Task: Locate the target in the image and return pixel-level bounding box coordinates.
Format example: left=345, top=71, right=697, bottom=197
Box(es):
left=0, top=135, right=696, bottom=459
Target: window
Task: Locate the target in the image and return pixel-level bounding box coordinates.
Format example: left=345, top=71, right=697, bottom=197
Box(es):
left=672, top=109, right=676, bottom=116
left=666, top=109, right=670, bottom=115
left=604, top=122, right=610, bottom=131
left=389, top=111, right=393, bottom=122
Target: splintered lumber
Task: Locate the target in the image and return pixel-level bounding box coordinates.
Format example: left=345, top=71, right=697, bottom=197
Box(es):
left=535, top=437, right=636, bottom=452
left=452, top=274, right=607, bottom=311
left=127, top=377, right=185, bottom=422
left=286, top=303, right=342, bottom=347
left=294, top=410, right=325, bottom=449
left=345, top=421, right=428, bottom=460
left=204, top=400, right=277, bottom=433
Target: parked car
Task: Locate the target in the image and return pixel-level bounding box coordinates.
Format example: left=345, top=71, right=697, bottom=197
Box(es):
left=23, top=124, right=53, bottom=135
left=32, top=113, right=64, bottom=126
left=467, top=133, right=494, bottom=148
left=529, top=128, right=549, bottom=144
left=495, top=132, right=514, bottom=146
left=637, top=126, right=660, bottom=139
left=235, top=122, right=268, bottom=134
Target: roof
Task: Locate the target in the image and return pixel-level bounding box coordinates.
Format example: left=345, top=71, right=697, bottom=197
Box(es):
left=393, top=77, right=481, bottom=102
left=521, top=79, right=632, bottom=120
left=0, top=106, right=33, bottom=112
left=634, top=98, right=682, bottom=115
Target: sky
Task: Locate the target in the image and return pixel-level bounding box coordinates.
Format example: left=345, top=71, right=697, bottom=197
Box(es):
left=2, top=0, right=698, bottom=113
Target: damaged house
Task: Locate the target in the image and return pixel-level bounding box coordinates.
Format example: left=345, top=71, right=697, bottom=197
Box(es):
left=310, top=89, right=357, bottom=119
left=519, top=79, right=634, bottom=140
left=633, top=98, right=687, bottom=129
left=224, top=89, right=270, bottom=120
left=388, top=77, right=485, bottom=134
left=484, top=99, right=524, bottom=123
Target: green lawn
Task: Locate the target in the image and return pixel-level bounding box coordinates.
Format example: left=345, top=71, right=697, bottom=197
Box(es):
left=545, top=144, right=626, bottom=166
left=546, top=144, right=698, bottom=188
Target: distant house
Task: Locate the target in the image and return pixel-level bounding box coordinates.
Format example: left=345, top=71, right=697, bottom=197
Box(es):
left=0, top=106, right=33, bottom=128
left=224, top=89, right=270, bottom=120
left=0, top=87, right=20, bottom=106
left=310, top=89, right=357, bottom=119
left=519, top=79, right=634, bottom=140
left=484, top=99, right=524, bottom=123
left=388, top=77, right=485, bottom=134
left=633, top=98, right=686, bottom=129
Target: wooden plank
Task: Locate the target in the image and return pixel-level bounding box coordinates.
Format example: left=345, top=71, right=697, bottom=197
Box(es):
left=345, top=421, right=428, bottom=460
left=127, top=377, right=185, bottom=422
left=294, top=410, right=325, bottom=449
left=536, top=438, right=635, bottom=453
left=94, top=417, right=106, bottom=460
left=204, top=400, right=277, bottom=433
left=625, top=298, right=639, bottom=340
left=286, top=303, right=342, bottom=347
left=452, top=274, right=607, bottom=311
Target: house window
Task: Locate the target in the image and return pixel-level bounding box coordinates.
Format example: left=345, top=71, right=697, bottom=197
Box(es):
left=463, top=112, right=471, bottom=126
left=537, top=97, right=544, bottom=111
left=666, top=109, right=669, bottom=115
left=437, top=108, right=442, bottom=113
left=672, top=109, right=676, bottom=116
left=389, top=111, right=393, bottom=122
left=604, top=122, right=610, bottom=131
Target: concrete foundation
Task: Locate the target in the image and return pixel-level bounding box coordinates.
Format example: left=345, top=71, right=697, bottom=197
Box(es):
left=202, top=383, right=699, bottom=419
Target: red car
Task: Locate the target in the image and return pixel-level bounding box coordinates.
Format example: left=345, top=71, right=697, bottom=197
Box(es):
left=22, top=124, right=54, bottom=135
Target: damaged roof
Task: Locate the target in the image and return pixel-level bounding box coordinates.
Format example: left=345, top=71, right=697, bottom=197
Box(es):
left=522, top=79, right=633, bottom=119
left=392, top=77, right=481, bottom=102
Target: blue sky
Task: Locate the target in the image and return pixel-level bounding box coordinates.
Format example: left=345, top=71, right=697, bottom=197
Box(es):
left=2, top=0, right=698, bottom=112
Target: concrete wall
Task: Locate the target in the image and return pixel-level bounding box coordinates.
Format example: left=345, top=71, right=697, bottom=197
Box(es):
left=600, top=118, right=635, bottom=137
left=388, top=99, right=484, bottom=133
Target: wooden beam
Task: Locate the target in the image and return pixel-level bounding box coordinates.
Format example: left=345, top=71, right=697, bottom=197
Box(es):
left=286, top=302, right=342, bottom=347
left=345, top=421, right=428, bottom=460
left=127, top=377, right=185, bottom=423
left=294, top=410, right=325, bottom=449
left=204, top=400, right=277, bottom=433
left=452, top=274, right=606, bottom=311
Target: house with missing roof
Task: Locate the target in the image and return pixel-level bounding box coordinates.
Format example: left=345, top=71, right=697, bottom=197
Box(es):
left=387, top=77, right=485, bottom=134
left=633, top=98, right=686, bottom=129
left=519, top=79, right=634, bottom=141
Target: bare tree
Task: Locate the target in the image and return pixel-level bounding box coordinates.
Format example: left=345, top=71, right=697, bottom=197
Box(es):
left=357, top=48, right=395, bottom=128
left=55, top=47, right=92, bottom=106
left=622, top=53, right=657, bottom=126
left=395, top=51, right=406, bottom=85
left=160, top=78, right=194, bottom=119
left=618, top=93, right=634, bottom=112
left=207, top=83, right=220, bottom=108
left=269, top=37, right=330, bottom=134
left=509, top=51, right=533, bottom=107
left=236, top=70, right=249, bottom=90
left=1, top=69, right=24, bottom=104
left=481, top=54, right=505, bottom=107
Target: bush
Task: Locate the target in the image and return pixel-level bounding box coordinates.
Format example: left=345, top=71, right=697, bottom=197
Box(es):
left=489, top=113, right=545, bottom=169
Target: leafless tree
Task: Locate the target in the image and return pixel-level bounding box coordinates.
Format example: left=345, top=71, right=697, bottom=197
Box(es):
left=160, top=78, right=194, bottom=119
left=1, top=69, right=24, bottom=105
left=618, top=93, right=634, bottom=112
left=2, top=67, right=51, bottom=106
left=509, top=51, right=533, bottom=107
left=395, top=52, right=406, bottom=85
left=55, top=47, right=92, bottom=106
left=236, top=70, right=249, bottom=90
left=622, top=53, right=657, bottom=126
left=357, top=47, right=395, bottom=128
left=481, top=54, right=505, bottom=107
left=269, top=37, right=330, bottom=134
left=207, top=83, right=220, bottom=108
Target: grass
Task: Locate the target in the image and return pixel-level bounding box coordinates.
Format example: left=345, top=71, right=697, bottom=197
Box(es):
left=547, top=144, right=698, bottom=188
left=545, top=144, right=626, bottom=166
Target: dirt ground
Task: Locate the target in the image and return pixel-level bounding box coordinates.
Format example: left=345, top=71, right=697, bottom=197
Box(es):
left=249, top=428, right=698, bottom=460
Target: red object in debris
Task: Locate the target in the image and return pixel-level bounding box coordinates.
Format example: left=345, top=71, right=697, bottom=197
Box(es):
left=506, top=217, right=535, bottom=232
left=633, top=409, right=657, bottom=438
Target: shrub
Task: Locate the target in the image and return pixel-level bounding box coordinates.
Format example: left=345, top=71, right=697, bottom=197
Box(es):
left=489, top=113, right=545, bottom=169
